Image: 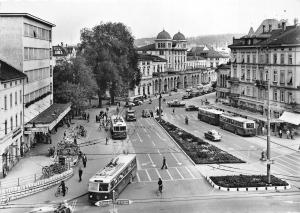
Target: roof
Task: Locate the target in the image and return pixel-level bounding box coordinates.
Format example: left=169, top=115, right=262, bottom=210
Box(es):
left=188, top=46, right=228, bottom=58
left=0, top=13, right=55, bottom=27
left=27, top=103, right=72, bottom=125
left=261, top=25, right=300, bottom=46
left=173, top=32, right=186, bottom=40
left=136, top=43, right=156, bottom=51
left=52, top=45, right=68, bottom=56
left=198, top=107, right=224, bottom=115
left=187, top=56, right=206, bottom=61
left=138, top=54, right=167, bottom=62
left=89, top=154, right=136, bottom=183
left=156, top=30, right=171, bottom=40
left=0, top=59, right=27, bottom=82
left=221, top=114, right=255, bottom=123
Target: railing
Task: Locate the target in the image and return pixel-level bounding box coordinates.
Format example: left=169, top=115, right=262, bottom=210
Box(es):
left=0, top=172, right=43, bottom=189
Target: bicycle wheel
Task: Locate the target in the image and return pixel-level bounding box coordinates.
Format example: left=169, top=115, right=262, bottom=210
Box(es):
left=65, top=187, right=69, bottom=194
left=54, top=189, right=60, bottom=197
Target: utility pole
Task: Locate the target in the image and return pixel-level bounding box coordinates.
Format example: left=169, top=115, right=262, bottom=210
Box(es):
left=266, top=48, right=271, bottom=185
left=158, top=71, right=162, bottom=120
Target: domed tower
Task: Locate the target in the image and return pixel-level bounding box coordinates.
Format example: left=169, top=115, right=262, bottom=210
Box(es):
left=172, top=31, right=187, bottom=49
left=155, top=29, right=172, bottom=50
left=172, top=31, right=187, bottom=71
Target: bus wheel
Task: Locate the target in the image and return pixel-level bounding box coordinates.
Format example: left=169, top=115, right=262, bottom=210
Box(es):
left=234, top=129, right=238, bottom=135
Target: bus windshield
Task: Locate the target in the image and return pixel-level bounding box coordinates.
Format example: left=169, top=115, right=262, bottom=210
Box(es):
left=246, top=123, right=254, bottom=128
left=99, top=183, right=109, bottom=191
left=120, top=126, right=126, bottom=131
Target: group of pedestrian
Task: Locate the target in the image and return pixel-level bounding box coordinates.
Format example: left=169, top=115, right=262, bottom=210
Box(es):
left=285, top=129, right=295, bottom=139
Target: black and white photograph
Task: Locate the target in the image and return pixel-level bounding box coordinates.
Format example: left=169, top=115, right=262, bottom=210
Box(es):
left=0, top=0, right=299, bottom=212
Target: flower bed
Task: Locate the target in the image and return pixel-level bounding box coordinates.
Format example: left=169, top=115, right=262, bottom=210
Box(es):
left=156, top=118, right=245, bottom=164
left=210, top=175, right=288, bottom=188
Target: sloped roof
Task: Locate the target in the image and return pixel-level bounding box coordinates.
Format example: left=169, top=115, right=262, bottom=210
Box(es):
left=262, top=25, right=300, bottom=46
left=187, top=55, right=206, bottom=61
left=0, top=59, right=27, bottom=82
left=188, top=46, right=228, bottom=58
left=136, top=43, right=156, bottom=51
left=138, top=54, right=167, bottom=62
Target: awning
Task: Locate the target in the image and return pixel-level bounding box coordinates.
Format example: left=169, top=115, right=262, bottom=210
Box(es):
left=24, top=102, right=72, bottom=134
left=279, top=111, right=300, bottom=125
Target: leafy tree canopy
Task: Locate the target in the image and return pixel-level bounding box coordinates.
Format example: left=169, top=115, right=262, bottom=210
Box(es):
left=79, top=22, right=141, bottom=106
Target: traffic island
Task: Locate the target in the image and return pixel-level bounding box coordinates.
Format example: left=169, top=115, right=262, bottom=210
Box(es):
left=207, top=175, right=290, bottom=191
left=155, top=118, right=245, bottom=164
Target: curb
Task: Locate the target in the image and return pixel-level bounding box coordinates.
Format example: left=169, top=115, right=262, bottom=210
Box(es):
left=154, top=118, right=196, bottom=166
left=0, top=169, right=74, bottom=203
left=205, top=175, right=291, bottom=192
left=256, top=135, right=299, bottom=152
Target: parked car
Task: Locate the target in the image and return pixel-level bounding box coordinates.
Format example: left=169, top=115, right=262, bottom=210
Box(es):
left=125, top=102, right=135, bottom=107
left=133, top=100, right=143, bottom=106
left=142, top=109, right=152, bottom=118
left=185, top=105, right=199, bottom=111
left=182, top=94, right=192, bottom=100
left=185, top=88, right=192, bottom=93
left=167, top=99, right=186, bottom=107
left=204, top=130, right=222, bottom=141
left=125, top=109, right=136, bottom=121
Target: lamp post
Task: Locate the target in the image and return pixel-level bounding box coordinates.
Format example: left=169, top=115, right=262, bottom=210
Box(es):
left=158, top=71, right=162, bottom=120
left=265, top=48, right=271, bottom=185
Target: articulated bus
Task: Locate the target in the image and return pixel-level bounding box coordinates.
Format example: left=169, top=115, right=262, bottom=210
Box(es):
left=88, top=154, right=137, bottom=205
left=110, top=115, right=127, bottom=140
left=198, top=107, right=224, bottom=126
left=219, top=114, right=256, bottom=136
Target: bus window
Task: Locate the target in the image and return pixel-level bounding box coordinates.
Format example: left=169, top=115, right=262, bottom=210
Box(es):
left=99, top=183, right=109, bottom=191
left=246, top=123, right=254, bottom=128
left=114, top=126, right=120, bottom=131
left=120, top=126, right=126, bottom=131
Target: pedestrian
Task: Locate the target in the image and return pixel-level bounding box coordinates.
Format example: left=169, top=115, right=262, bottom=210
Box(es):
left=290, top=129, right=294, bottom=140
left=106, top=137, right=109, bottom=145
left=173, top=108, right=175, bottom=114
left=286, top=129, right=290, bottom=139
left=279, top=129, right=282, bottom=138
left=161, top=156, right=168, bottom=169
left=262, top=126, right=265, bottom=136
left=82, top=154, right=87, bottom=168
left=59, top=180, right=66, bottom=197
left=87, top=113, right=90, bottom=123
left=78, top=165, right=83, bottom=182
left=74, top=137, right=77, bottom=145
left=64, top=131, right=66, bottom=137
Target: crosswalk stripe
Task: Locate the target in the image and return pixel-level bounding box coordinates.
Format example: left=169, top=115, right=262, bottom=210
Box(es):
left=145, top=169, right=152, bottom=181
left=155, top=168, right=161, bottom=179
left=166, top=169, right=173, bottom=180
left=175, top=167, right=184, bottom=179
left=136, top=172, right=141, bottom=182
left=185, top=166, right=196, bottom=179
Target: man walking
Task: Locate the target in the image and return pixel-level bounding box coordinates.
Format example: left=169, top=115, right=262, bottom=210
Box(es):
left=82, top=154, right=87, bottom=168
left=161, top=156, right=168, bottom=169
left=78, top=165, right=83, bottom=182
left=106, top=137, right=109, bottom=145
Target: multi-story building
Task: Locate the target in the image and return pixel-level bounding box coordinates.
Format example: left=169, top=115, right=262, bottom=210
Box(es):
left=52, top=42, right=77, bottom=65
left=0, top=60, right=27, bottom=178
left=133, top=30, right=206, bottom=96
left=228, top=19, right=300, bottom=125
left=215, top=63, right=231, bottom=103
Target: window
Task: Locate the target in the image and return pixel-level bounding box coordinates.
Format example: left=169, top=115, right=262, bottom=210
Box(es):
left=241, top=69, right=245, bottom=80
left=15, top=91, right=17, bottom=105
left=246, top=69, right=250, bottom=80
left=4, top=120, right=7, bottom=135
left=20, top=111, right=22, bottom=125
left=287, top=70, right=293, bottom=85
left=280, top=91, right=285, bottom=102
left=253, top=54, right=256, bottom=63
left=10, top=93, right=12, bottom=108
left=247, top=55, right=250, bottom=63
left=159, top=51, right=164, bottom=55
left=288, top=54, right=292, bottom=65
left=280, top=54, right=284, bottom=64
left=265, top=53, right=269, bottom=64
left=273, top=53, right=277, bottom=64
left=4, top=95, right=7, bottom=110
left=273, top=70, right=278, bottom=83
left=273, top=90, right=277, bottom=101
left=252, top=69, right=256, bottom=80
left=11, top=117, right=13, bottom=131
left=246, top=86, right=250, bottom=96
left=15, top=114, right=18, bottom=127
left=288, top=92, right=293, bottom=103
left=50, top=66, right=53, bottom=77
left=280, top=70, right=285, bottom=84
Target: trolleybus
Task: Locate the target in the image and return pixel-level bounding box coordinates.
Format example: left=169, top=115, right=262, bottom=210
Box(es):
left=88, top=154, right=137, bottom=205
left=198, top=107, right=224, bottom=126
left=110, top=115, right=127, bottom=139
left=219, top=114, right=256, bottom=136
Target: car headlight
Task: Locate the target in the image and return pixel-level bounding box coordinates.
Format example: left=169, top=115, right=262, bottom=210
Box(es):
left=105, top=196, right=107, bottom=199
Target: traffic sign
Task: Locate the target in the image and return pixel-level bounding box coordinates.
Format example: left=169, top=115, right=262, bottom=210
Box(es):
left=115, top=199, right=133, bottom=205
left=95, top=199, right=113, bottom=207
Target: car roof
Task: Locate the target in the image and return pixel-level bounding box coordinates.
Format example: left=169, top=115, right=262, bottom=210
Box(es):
left=209, top=130, right=219, bottom=134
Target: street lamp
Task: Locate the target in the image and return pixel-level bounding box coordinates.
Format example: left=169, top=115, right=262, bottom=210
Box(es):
left=265, top=47, right=271, bottom=185
left=158, top=70, right=162, bottom=120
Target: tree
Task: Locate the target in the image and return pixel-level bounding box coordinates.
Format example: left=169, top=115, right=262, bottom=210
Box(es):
left=53, top=56, right=98, bottom=109
left=79, top=22, right=141, bottom=107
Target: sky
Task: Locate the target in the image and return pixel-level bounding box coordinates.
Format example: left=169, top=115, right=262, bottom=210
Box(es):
left=0, top=0, right=299, bottom=45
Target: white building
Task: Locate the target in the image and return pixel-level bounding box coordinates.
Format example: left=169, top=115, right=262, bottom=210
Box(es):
left=0, top=60, right=27, bottom=178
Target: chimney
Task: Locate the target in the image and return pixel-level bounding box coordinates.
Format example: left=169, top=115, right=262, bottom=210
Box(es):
left=262, top=25, right=265, bottom=33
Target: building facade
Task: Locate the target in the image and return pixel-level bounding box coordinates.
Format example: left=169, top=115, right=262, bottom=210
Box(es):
left=0, top=60, right=27, bottom=178
left=228, top=19, right=300, bottom=122
left=215, top=63, right=231, bottom=104
left=0, top=13, right=55, bottom=152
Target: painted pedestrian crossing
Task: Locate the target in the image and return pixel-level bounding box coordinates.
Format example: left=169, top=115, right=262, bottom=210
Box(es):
left=136, top=166, right=202, bottom=183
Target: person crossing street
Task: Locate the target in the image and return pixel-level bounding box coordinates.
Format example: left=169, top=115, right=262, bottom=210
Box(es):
left=82, top=154, right=87, bottom=168
left=161, top=156, right=168, bottom=169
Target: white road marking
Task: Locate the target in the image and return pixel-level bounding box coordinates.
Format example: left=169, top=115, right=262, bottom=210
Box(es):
left=136, top=172, right=141, bottom=182
left=157, top=149, right=162, bottom=155
left=147, top=154, right=156, bottom=167
left=171, top=152, right=182, bottom=165
left=175, top=167, right=184, bottom=179
left=185, top=166, right=196, bottom=179
left=155, top=131, right=167, bottom=141
left=152, top=140, right=156, bottom=146
left=143, top=126, right=147, bottom=134
left=155, top=168, right=161, bottom=179
left=137, top=132, right=143, bottom=143
left=145, top=169, right=152, bottom=181
left=166, top=169, right=173, bottom=180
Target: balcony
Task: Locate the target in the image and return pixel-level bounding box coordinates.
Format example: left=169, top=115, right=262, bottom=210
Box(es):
left=229, top=77, right=240, bottom=85
left=254, top=80, right=268, bottom=89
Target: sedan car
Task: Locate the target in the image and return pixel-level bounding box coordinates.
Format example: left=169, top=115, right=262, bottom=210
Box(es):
left=185, top=105, right=199, bottom=111
left=125, top=102, right=135, bottom=107
left=204, top=130, right=222, bottom=141
left=133, top=100, right=143, bottom=106
left=182, top=94, right=192, bottom=100
left=142, top=109, right=153, bottom=118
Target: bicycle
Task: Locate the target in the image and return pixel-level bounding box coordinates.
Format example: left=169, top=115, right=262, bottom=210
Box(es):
left=55, top=186, right=69, bottom=197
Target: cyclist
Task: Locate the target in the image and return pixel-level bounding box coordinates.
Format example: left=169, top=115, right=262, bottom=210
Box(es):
left=58, top=180, right=66, bottom=197
left=158, top=178, right=163, bottom=193
left=185, top=115, right=189, bottom=125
